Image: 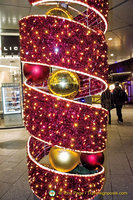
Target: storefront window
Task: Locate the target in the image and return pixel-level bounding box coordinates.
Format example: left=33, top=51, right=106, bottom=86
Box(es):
left=0, top=56, right=23, bottom=128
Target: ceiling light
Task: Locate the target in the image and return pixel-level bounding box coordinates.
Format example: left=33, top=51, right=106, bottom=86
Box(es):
left=108, top=37, right=112, bottom=41
left=0, top=65, right=19, bottom=69
left=110, top=53, right=114, bottom=57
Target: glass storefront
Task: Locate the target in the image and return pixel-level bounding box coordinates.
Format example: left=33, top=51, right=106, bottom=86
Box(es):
left=0, top=56, right=23, bottom=128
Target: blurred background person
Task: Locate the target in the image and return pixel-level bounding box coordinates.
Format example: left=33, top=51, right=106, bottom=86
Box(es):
left=113, top=82, right=128, bottom=124
left=101, top=86, right=113, bottom=125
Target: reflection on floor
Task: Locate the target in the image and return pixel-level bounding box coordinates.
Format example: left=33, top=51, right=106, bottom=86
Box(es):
left=0, top=117, right=24, bottom=129
left=0, top=105, right=133, bottom=200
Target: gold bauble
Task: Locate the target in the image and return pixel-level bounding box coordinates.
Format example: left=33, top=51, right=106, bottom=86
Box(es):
left=48, top=70, right=80, bottom=99
left=49, top=146, right=80, bottom=172
left=46, top=7, right=73, bottom=19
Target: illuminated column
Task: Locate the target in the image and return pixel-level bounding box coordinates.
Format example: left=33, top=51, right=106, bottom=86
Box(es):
left=19, top=0, right=109, bottom=199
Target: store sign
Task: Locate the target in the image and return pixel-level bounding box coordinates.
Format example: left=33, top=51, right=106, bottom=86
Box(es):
left=1, top=36, right=20, bottom=55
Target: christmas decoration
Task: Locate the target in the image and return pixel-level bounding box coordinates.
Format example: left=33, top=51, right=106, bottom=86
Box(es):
left=49, top=146, right=80, bottom=172
left=70, top=165, right=99, bottom=175
left=48, top=70, right=80, bottom=99
left=46, top=7, right=73, bottom=19
left=23, top=84, right=108, bottom=152
left=19, top=0, right=109, bottom=198
left=24, top=63, right=49, bottom=83
left=28, top=136, right=105, bottom=199
left=80, top=152, right=104, bottom=170
left=19, top=16, right=108, bottom=83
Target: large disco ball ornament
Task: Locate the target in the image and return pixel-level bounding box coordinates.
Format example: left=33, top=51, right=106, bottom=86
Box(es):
left=80, top=152, right=104, bottom=170
left=24, top=63, right=49, bottom=83
left=49, top=146, right=80, bottom=172
left=48, top=70, right=80, bottom=99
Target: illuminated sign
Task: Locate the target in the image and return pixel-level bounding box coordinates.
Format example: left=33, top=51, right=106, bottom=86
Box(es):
left=1, top=36, right=20, bottom=55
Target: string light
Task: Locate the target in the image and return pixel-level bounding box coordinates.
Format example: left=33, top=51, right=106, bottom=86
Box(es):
left=20, top=0, right=109, bottom=199
left=27, top=136, right=105, bottom=200
left=19, top=15, right=108, bottom=84
left=24, top=83, right=108, bottom=152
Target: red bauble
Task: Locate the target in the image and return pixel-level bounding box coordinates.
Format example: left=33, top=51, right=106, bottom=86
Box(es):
left=24, top=63, right=49, bottom=83
left=80, top=152, right=104, bottom=170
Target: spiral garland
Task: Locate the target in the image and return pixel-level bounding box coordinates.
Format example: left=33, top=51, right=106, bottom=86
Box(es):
left=19, top=0, right=109, bottom=199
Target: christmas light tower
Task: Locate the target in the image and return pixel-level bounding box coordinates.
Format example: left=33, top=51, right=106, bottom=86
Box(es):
left=19, top=0, right=109, bottom=199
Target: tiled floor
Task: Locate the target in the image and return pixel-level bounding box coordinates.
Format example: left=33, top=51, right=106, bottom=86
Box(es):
left=0, top=105, right=133, bottom=200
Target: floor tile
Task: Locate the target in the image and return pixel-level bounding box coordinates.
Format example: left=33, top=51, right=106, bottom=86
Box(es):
left=111, top=175, right=133, bottom=200
left=0, top=160, right=27, bottom=184
left=0, top=182, right=12, bottom=199
left=1, top=187, right=31, bottom=200
left=108, top=152, right=132, bottom=175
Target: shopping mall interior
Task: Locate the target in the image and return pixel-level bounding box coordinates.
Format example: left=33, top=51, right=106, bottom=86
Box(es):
left=0, top=0, right=133, bottom=200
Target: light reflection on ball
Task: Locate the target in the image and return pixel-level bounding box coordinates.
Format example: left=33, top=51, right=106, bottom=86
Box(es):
left=48, top=70, right=80, bottom=99
left=46, top=7, right=73, bottom=20
left=24, top=63, right=49, bottom=83
left=80, top=152, right=104, bottom=170
left=49, top=146, right=80, bottom=172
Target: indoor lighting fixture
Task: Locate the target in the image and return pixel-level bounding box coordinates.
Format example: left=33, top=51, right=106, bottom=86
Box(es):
left=110, top=53, right=114, bottom=57
left=0, top=64, right=19, bottom=69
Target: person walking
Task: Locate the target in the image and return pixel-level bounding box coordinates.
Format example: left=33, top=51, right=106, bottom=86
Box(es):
left=101, top=87, right=113, bottom=125
left=113, top=82, right=128, bottom=124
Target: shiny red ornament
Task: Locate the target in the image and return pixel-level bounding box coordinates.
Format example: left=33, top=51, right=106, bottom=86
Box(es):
left=24, top=63, right=49, bottom=83
left=80, top=152, right=104, bottom=169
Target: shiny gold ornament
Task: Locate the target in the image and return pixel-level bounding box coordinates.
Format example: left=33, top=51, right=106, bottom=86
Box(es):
left=49, top=146, right=80, bottom=172
left=48, top=70, right=80, bottom=99
left=46, top=7, right=73, bottom=19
